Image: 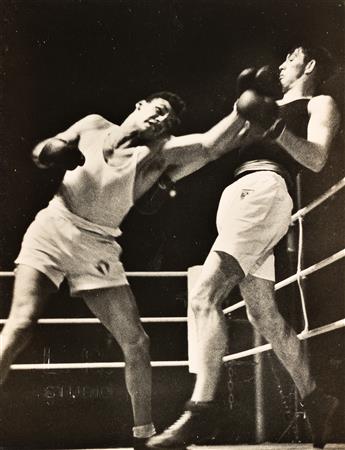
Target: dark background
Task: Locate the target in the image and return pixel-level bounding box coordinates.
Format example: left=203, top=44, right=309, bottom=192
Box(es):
left=0, top=0, right=344, bottom=448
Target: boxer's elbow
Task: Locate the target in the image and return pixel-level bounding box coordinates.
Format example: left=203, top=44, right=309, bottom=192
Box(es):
left=312, top=155, right=327, bottom=173
left=200, top=135, right=224, bottom=161
left=311, top=144, right=329, bottom=173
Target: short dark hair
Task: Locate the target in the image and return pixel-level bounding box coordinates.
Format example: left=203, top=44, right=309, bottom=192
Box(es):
left=145, top=91, right=186, bottom=122
left=292, top=44, right=335, bottom=85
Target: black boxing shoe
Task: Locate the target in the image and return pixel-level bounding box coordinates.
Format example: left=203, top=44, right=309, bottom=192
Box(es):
left=133, top=437, right=151, bottom=450
left=147, top=401, right=218, bottom=449
left=302, top=387, right=339, bottom=449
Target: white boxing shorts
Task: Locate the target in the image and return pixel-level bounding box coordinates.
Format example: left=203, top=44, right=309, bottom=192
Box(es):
left=15, top=199, right=128, bottom=296
left=212, top=171, right=293, bottom=281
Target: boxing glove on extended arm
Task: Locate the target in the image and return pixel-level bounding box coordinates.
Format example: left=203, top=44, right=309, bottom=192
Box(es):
left=35, top=137, right=85, bottom=170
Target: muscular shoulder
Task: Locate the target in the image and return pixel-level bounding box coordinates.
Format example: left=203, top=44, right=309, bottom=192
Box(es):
left=308, top=95, right=340, bottom=134
left=54, top=114, right=118, bottom=142
left=308, top=95, right=338, bottom=115
left=78, top=114, right=116, bottom=131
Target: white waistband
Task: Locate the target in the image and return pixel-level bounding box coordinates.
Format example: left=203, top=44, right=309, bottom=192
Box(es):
left=47, top=196, right=122, bottom=238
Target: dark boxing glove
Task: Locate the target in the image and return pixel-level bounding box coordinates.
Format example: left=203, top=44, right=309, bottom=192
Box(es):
left=236, top=67, right=257, bottom=97
left=236, top=66, right=281, bottom=100
left=237, top=89, right=285, bottom=139
left=135, top=173, right=177, bottom=215
left=39, top=137, right=85, bottom=170
left=254, top=65, right=282, bottom=100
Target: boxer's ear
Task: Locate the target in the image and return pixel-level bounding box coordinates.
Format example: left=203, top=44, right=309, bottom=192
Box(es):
left=135, top=100, right=145, bottom=110
left=305, top=59, right=316, bottom=75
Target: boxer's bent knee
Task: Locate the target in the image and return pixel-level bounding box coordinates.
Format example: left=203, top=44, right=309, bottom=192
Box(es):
left=122, top=332, right=150, bottom=361
left=246, top=301, right=281, bottom=340
left=189, top=251, right=244, bottom=315
left=9, top=292, right=44, bottom=323
left=2, top=316, right=37, bottom=348
left=190, top=293, right=215, bottom=317
left=6, top=313, right=37, bottom=328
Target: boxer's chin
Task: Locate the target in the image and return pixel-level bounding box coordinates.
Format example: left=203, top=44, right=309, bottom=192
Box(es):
left=140, top=125, right=164, bottom=141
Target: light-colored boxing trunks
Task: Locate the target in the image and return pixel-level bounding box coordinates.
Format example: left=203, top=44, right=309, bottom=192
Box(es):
left=212, top=171, right=293, bottom=281
left=15, top=197, right=128, bottom=296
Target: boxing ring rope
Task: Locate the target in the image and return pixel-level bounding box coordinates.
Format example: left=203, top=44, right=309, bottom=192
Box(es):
left=7, top=247, right=343, bottom=370
left=296, top=216, right=308, bottom=331
left=1, top=249, right=343, bottom=326
left=11, top=318, right=345, bottom=370
left=223, top=248, right=345, bottom=315
left=0, top=271, right=188, bottom=278
left=0, top=178, right=344, bottom=370
left=0, top=317, right=187, bottom=325
left=290, top=176, right=345, bottom=222
left=223, top=319, right=345, bottom=363
left=10, top=361, right=189, bottom=370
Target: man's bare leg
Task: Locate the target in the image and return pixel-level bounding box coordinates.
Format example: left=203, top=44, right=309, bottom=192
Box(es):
left=82, top=285, right=153, bottom=433
left=148, top=251, right=244, bottom=448
left=240, top=274, right=316, bottom=399
left=0, top=265, right=56, bottom=385
left=190, top=251, right=244, bottom=402
left=240, top=274, right=339, bottom=448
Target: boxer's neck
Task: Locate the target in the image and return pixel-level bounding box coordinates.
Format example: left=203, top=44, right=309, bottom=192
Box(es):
left=280, top=83, right=314, bottom=105
left=280, top=75, right=315, bottom=104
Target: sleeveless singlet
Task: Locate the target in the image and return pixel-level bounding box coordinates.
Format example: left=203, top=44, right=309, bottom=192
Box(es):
left=237, top=98, right=310, bottom=180
left=52, top=129, right=146, bottom=230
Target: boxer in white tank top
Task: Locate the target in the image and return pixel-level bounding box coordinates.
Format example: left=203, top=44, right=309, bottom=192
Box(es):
left=1, top=91, right=249, bottom=446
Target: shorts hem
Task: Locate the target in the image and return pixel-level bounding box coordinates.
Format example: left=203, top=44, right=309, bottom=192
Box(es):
left=14, top=260, right=62, bottom=288
left=211, top=246, right=275, bottom=281
left=248, top=270, right=275, bottom=281
left=70, top=279, right=129, bottom=297
left=212, top=245, right=251, bottom=275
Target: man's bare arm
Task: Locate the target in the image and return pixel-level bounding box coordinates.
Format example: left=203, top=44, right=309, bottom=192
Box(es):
left=32, top=114, right=110, bottom=169
left=276, top=96, right=340, bottom=172
left=162, top=109, right=247, bottom=180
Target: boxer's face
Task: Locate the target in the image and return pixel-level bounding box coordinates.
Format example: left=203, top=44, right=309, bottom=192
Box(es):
left=279, top=47, right=307, bottom=92
left=133, top=98, right=175, bottom=138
